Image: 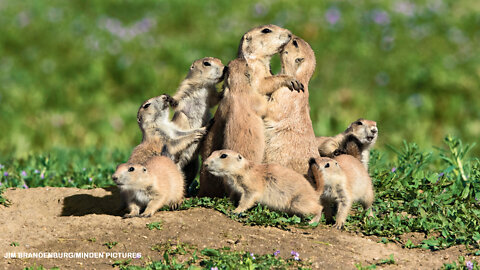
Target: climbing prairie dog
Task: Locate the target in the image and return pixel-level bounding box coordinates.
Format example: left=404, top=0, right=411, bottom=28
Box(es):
left=308, top=155, right=374, bottom=229
left=199, top=24, right=299, bottom=198
left=112, top=156, right=185, bottom=218
left=317, top=119, right=378, bottom=170
left=170, top=57, right=225, bottom=187
left=204, top=150, right=323, bottom=224
left=263, top=36, right=319, bottom=177
left=128, top=94, right=207, bottom=165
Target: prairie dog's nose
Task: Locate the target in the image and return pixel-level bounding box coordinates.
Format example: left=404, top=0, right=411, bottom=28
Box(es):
left=371, top=128, right=377, bottom=134
left=112, top=176, right=118, bottom=182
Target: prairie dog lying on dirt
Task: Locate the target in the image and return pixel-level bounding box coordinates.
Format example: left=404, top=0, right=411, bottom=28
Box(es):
left=128, top=94, right=207, bottom=165
left=308, top=155, right=374, bottom=229
left=113, top=154, right=184, bottom=218
left=204, top=149, right=323, bottom=224
left=317, top=119, right=378, bottom=170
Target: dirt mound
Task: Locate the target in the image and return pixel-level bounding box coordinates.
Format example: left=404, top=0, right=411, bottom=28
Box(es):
left=0, top=187, right=471, bottom=269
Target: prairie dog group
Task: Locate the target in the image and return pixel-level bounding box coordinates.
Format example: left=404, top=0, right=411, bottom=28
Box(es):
left=317, top=119, right=378, bottom=169
left=308, top=155, right=374, bottom=229
left=204, top=150, right=323, bottom=224
left=113, top=155, right=184, bottom=218
left=199, top=24, right=302, bottom=198
left=127, top=95, right=206, bottom=165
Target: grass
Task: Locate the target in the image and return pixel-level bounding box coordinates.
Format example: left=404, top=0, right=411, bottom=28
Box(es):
left=124, top=242, right=311, bottom=269
left=2, top=136, right=479, bottom=254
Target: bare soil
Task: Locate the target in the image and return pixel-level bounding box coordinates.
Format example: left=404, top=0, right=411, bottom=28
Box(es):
left=0, top=187, right=476, bottom=269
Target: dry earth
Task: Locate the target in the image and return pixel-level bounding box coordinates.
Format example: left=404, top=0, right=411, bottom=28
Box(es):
left=0, top=187, right=476, bottom=269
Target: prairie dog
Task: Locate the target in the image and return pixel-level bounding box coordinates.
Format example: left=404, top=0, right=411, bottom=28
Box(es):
left=308, top=155, right=374, bottom=229
left=128, top=95, right=206, bottom=165
left=199, top=24, right=299, bottom=198
left=263, top=36, right=319, bottom=177
left=112, top=155, right=185, bottom=218
left=317, top=119, right=378, bottom=169
left=204, top=150, right=323, bottom=224
left=171, top=57, right=225, bottom=187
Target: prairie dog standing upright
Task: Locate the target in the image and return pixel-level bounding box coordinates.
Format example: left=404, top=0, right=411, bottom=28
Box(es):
left=308, top=155, right=374, bottom=229
left=263, top=36, right=319, bottom=177
left=128, top=95, right=206, bottom=165
left=112, top=155, right=185, bottom=218
left=317, top=119, right=378, bottom=169
left=199, top=24, right=301, bottom=197
left=204, top=150, right=323, bottom=224
left=171, top=57, right=226, bottom=187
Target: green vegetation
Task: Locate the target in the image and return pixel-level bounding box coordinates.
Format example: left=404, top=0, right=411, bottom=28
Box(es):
left=1, top=0, right=479, bottom=157
left=103, top=241, right=118, bottom=249
left=355, top=254, right=396, bottom=269
left=146, top=221, right=163, bottom=231
left=443, top=256, right=480, bottom=270
left=124, top=242, right=310, bottom=269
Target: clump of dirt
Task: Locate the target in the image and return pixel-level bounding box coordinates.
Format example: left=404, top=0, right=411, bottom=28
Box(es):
left=0, top=187, right=476, bottom=269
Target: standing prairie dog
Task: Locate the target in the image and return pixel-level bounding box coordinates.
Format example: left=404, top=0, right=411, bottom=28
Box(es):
left=128, top=95, right=206, bottom=165
left=317, top=119, right=378, bottom=170
left=263, top=36, right=320, bottom=178
left=205, top=150, right=323, bottom=224
left=112, top=155, right=185, bottom=218
left=199, top=24, right=301, bottom=198
left=308, top=155, right=374, bottom=229
left=171, top=57, right=226, bottom=187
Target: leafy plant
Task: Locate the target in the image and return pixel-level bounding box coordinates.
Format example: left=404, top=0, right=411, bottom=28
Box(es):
left=103, top=241, right=118, bottom=249
left=146, top=221, right=163, bottom=231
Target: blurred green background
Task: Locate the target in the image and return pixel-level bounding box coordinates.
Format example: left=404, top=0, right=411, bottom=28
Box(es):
left=1, top=0, right=479, bottom=158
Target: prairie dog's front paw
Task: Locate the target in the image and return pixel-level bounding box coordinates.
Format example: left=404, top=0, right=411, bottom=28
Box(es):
left=284, top=77, right=304, bottom=92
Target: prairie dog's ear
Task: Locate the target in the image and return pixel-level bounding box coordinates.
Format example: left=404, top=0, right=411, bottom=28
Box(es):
left=137, top=115, right=142, bottom=124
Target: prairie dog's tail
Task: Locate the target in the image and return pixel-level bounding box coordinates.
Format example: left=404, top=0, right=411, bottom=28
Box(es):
left=308, top=158, right=324, bottom=195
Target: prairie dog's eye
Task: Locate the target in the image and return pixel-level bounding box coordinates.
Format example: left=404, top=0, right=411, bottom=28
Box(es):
left=356, top=121, right=363, bottom=125
left=143, top=168, right=147, bottom=172
left=220, top=154, right=228, bottom=159
left=324, top=163, right=330, bottom=168
left=143, top=103, right=151, bottom=109
left=295, top=58, right=304, bottom=63
left=128, top=167, right=135, bottom=172
left=292, top=40, right=298, bottom=48
left=203, top=62, right=211, bottom=66
left=238, top=155, right=242, bottom=160
left=261, top=28, right=272, bottom=34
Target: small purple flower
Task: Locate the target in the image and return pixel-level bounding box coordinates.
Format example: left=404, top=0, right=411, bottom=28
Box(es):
left=391, top=167, right=397, bottom=173
left=438, top=172, right=444, bottom=177
left=325, top=7, right=341, bottom=25
left=40, top=173, right=45, bottom=179
left=3, top=172, right=8, bottom=177
left=250, top=252, right=256, bottom=260
left=23, top=183, right=29, bottom=189
left=274, top=250, right=280, bottom=256
left=34, top=169, right=40, bottom=174
left=0, top=182, right=2, bottom=186
left=372, top=9, right=390, bottom=25
left=211, top=267, right=218, bottom=270
left=21, top=171, right=27, bottom=177
left=291, top=250, right=300, bottom=261
left=466, top=261, right=473, bottom=270
left=89, top=177, right=93, bottom=182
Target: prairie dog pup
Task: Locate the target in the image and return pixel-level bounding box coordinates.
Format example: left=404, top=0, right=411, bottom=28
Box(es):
left=128, top=95, right=206, bottom=165
left=308, top=155, right=374, bottom=229
left=263, top=36, right=319, bottom=177
left=317, top=119, right=378, bottom=170
left=199, top=24, right=298, bottom=198
left=205, top=150, right=323, bottom=224
left=112, top=155, right=185, bottom=218
left=171, top=57, right=225, bottom=188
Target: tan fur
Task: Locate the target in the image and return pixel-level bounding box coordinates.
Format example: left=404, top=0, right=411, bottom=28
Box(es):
left=112, top=156, right=185, bottom=218
left=317, top=119, right=378, bottom=170
left=204, top=150, right=323, bottom=224
left=199, top=24, right=300, bottom=198
left=263, top=36, right=319, bottom=178
left=309, top=155, right=374, bottom=229
left=170, top=57, right=225, bottom=187
left=128, top=95, right=207, bottom=165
